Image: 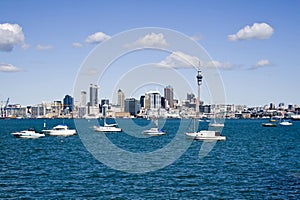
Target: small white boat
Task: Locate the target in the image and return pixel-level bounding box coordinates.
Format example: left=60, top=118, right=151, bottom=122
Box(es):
left=143, top=117, right=165, bottom=136
left=143, top=127, right=166, bottom=136
left=279, top=121, right=293, bottom=126
left=262, top=123, right=277, bottom=127
left=11, top=128, right=45, bottom=138
left=93, top=118, right=122, bottom=132
left=209, top=123, right=224, bottom=127
left=291, top=114, right=300, bottom=121
left=186, top=130, right=226, bottom=141
left=43, top=124, right=76, bottom=136
left=186, top=118, right=226, bottom=141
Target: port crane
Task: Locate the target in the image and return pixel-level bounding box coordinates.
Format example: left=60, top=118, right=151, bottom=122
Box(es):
left=1, top=98, right=9, bottom=118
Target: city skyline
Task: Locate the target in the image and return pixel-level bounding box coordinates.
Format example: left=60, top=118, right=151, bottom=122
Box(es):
left=1, top=1, right=300, bottom=107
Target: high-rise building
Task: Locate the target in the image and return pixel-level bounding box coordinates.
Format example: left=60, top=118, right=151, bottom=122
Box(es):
left=161, top=97, right=166, bottom=109
left=187, top=93, right=195, bottom=102
left=124, top=98, right=140, bottom=116
left=269, top=102, right=275, bottom=110
left=164, top=85, right=174, bottom=108
left=63, top=95, right=73, bottom=112
left=117, top=89, right=125, bottom=111
left=80, top=91, right=87, bottom=107
left=100, top=99, right=109, bottom=113
left=89, top=84, right=99, bottom=107
left=101, top=99, right=109, bottom=106
left=145, top=91, right=161, bottom=110
left=140, top=95, right=145, bottom=108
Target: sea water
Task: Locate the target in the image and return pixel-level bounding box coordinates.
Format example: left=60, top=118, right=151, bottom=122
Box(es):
left=0, top=119, right=299, bottom=199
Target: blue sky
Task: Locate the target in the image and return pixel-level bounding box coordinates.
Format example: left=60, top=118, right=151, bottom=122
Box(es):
left=0, top=0, right=299, bottom=107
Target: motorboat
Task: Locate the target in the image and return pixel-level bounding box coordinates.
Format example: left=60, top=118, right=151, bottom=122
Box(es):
left=209, top=123, right=224, bottom=127
left=279, top=121, right=293, bottom=126
left=93, top=124, right=122, bottom=132
left=11, top=128, right=45, bottom=138
left=93, top=118, right=122, bottom=132
left=43, top=124, right=76, bottom=136
left=143, top=127, right=166, bottom=136
left=262, top=123, right=277, bottom=127
left=186, top=130, right=226, bottom=141
left=291, top=114, right=300, bottom=121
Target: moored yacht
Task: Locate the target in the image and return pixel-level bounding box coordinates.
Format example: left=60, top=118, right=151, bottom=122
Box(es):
left=279, top=120, right=293, bottom=126
left=186, top=130, right=226, bottom=141
left=93, top=118, right=122, bottom=132
left=143, top=117, right=166, bottom=136
left=43, top=124, right=76, bottom=136
left=209, top=123, right=224, bottom=127
left=291, top=114, right=300, bottom=121
left=11, top=128, right=45, bottom=138
left=262, top=123, right=277, bottom=127
left=143, top=127, right=166, bottom=136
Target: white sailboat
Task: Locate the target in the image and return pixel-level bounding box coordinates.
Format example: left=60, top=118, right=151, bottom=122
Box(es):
left=143, top=117, right=166, bottom=136
left=93, top=118, right=122, bottom=132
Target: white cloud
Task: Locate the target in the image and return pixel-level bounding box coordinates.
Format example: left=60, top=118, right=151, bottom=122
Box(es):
left=159, top=51, right=199, bottom=68
left=206, top=60, right=233, bottom=69
left=190, top=34, right=203, bottom=41
left=85, top=32, right=111, bottom=44
left=228, top=22, right=274, bottom=41
left=159, top=51, right=233, bottom=70
left=0, top=63, right=21, bottom=72
left=72, top=42, right=83, bottom=48
left=125, top=33, right=168, bottom=48
left=256, top=59, right=271, bottom=67
left=0, top=23, right=25, bottom=52
left=36, top=44, right=53, bottom=51
left=249, top=59, right=272, bottom=70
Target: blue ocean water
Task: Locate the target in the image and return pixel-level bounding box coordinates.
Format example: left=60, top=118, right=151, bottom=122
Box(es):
left=1, top=119, right=300, bottom=199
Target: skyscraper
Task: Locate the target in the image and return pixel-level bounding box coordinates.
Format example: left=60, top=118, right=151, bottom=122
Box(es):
left=164, top=85, right=174, bottom=108
left=140, top=95, right=145, bottom=108
left=145, top=91, right=161, bottom=110
left=124, top=98, right=140, bottom=116
left=63, top=95, right=74, bottom=112
left=89, top=84, right=99, bottom=107
left=117, top=89, right=125, bottom=111
left=80, top=91, right=87, bottom=107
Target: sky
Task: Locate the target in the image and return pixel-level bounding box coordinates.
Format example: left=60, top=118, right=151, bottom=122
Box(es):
left=0, top=0, right=300, bottom=107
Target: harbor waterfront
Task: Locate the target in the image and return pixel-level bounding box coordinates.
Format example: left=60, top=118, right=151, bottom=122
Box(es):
left=1, top=118, right=300, bottom=199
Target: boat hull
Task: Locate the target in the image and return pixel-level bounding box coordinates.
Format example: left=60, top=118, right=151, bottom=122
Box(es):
left=209, top=123, right=224, bottom=127
left=11, top=131, right=45, bottom=138
left=143, top=128, right=165, bottom=136
left=186, top=130, right=226, bottom=141
left=43, top=124, right=76, bottom=136
left=46, top=130, right=76, bottom=136
left=93, top=126, right=122, bottom=132
left=262, top=123, right=277, bottom=127
left=279, top=122, right=293, bottom=126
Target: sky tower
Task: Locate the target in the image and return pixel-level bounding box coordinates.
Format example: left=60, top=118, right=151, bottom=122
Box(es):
left=196, top=65, right=203, bottom=115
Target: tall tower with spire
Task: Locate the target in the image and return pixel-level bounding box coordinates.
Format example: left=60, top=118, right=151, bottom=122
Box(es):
left=196, top=65, right=203, bottom=115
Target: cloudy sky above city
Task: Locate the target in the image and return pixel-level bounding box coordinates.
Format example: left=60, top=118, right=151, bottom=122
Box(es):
left=0, top=0, right=299, bottom=106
